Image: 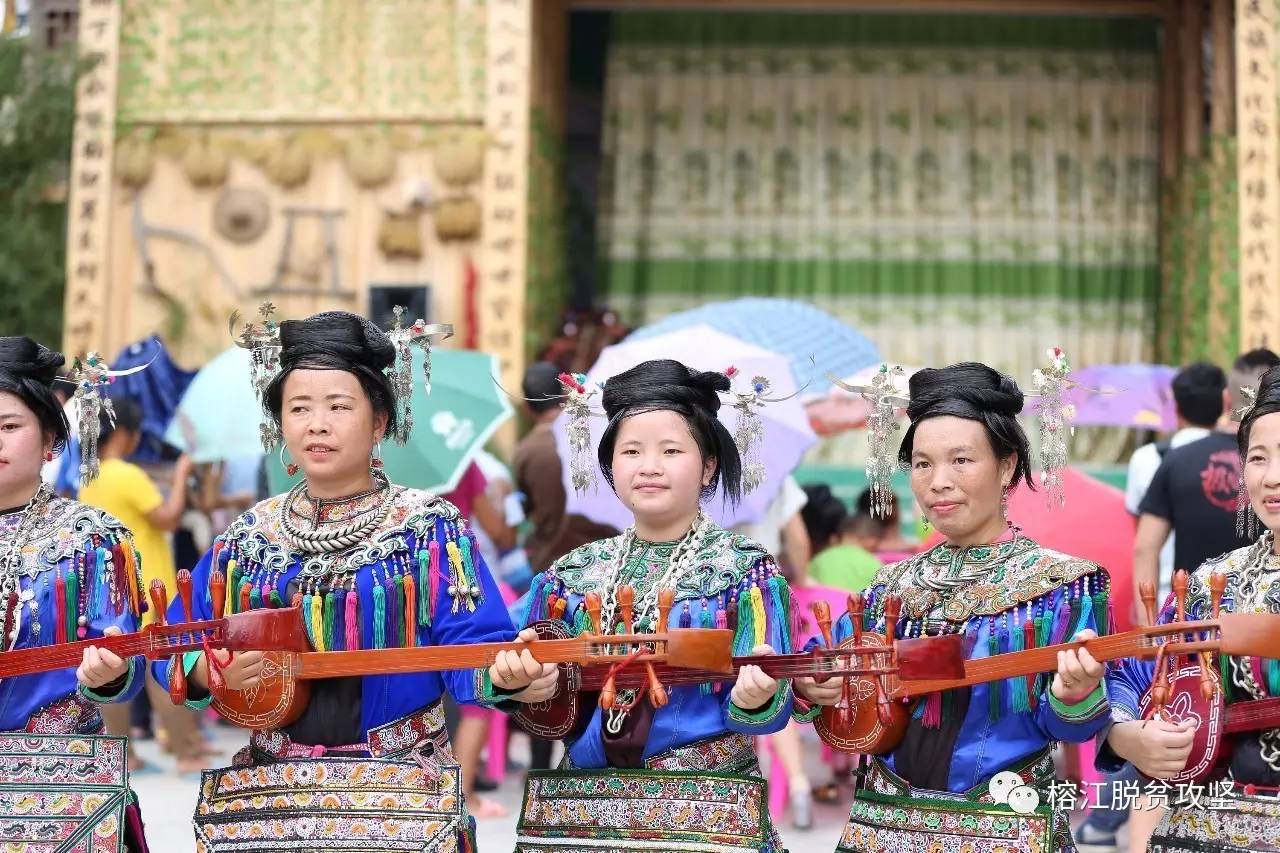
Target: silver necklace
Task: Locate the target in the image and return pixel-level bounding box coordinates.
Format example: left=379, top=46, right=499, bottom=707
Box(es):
left=1226, top=532, right=1280, bottom=770
left=278, top=469, right=395, bottom=555
left=0, top=483, right=53, bottom=649
left=598, top=513, right=710, bottom=734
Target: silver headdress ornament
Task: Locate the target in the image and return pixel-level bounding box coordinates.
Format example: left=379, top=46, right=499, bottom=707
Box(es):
left=231, top=302, right=452, bottom=450
left=556, top=372, right=600, bottom=494
left=386, top=305, right=454, bottom=445
left=550, top=366, right=787, bottom=496
left=1235, top=384, right=1260, bottom=538
left=230, top=303, right=283, bottom=451
left=830, top=349, right=1079, bottom=517
left=828, top=364, right=910, bottom=519
left=61, top=352, right=154, bottom=482
left=1029, top=347, right=1075, bottom=509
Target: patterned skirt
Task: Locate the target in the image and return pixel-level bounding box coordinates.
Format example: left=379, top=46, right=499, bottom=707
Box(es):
left=2, top=695, right=148, bottom=853
left=837, top=751, right=1075, bottom=853
left=515, top=733, right=785, bottom=853
left=1149, top=785, right=1280, bottom=853
left=193, top=702, right=475, bottom=852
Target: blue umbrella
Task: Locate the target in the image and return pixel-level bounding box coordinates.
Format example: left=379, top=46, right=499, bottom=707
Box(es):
left=625, top=298, right=881, bottom=394
left=163, top=346, right=265, bottom=463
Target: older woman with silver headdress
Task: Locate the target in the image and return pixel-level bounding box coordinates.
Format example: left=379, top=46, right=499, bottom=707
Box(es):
left=797, top=359, right=1117, bottom=853
left=152, top=310, right=554, bottom=852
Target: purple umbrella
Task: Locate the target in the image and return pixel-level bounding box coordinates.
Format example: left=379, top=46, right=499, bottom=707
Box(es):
left=1058, top=363, right=1178, bottom=431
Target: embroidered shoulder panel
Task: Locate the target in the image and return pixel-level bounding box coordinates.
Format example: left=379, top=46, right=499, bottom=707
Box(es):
left=222, top=487, right=462, bottom=576
left=0, top=497, right=131, bottom=579
left=876, top=536, right=1104, bottom=622
left=1184, top=537, right=1280, bottom=616
left=550, top=524, right=769, bottom=602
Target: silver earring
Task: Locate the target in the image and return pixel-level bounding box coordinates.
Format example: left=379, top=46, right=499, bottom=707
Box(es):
left=1237, top=478, right=1259, bottom=539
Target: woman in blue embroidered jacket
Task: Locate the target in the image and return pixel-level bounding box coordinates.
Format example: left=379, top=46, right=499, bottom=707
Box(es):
left=796, top=362, right=1113, bottom=853
left=0, top=336, right=148, bottom=849
left=152, top=311, right=553, bottom=852
left=1099, top=364, right=1280, bottom=853
left=512, top=359, right=795, bottom=853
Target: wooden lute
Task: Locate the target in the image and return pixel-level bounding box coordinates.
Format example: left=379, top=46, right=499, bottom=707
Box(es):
left=1133, top=569, right=1280, bottom=783
left=0, top=570, right=298, bottom=694
left=510, top=590, right=964, bottom=742
left=199, top=584, right=732, bottom=730
left=813, top=583, right=1280, bottom=755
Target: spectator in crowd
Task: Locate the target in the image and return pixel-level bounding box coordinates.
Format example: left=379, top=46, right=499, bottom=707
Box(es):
left=809, top=513, right=883, bottom=592
left=1123, top=362, right=1228, bottom=607
left=855, top=487, right=919, bottom=563
left=78, top=397, right=205, bottom=775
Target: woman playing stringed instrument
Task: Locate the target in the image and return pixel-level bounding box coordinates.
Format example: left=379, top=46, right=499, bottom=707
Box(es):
left=151, top=310, right=555, bottom=852
left=510, top=359, right=798, bottom=852
left=796, top=358, right=1116, bottom=853
left=0, top=337, right=150, bottom=850
left=1101, top=363, right=1280, bottom=853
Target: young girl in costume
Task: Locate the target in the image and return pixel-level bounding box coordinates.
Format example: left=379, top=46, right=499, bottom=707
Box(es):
left=0, top=336, right=149, bottom=850
left=511, top=358, right=796, bottom=853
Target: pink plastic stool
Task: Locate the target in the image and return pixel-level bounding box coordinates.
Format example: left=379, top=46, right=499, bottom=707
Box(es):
left=758, top=736, right=791, bottom=819
left=485, top=709, right=507, bottom=784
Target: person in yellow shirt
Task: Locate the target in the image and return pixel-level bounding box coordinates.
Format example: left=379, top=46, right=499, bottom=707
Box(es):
left=78, top=396, right=205, bottom=774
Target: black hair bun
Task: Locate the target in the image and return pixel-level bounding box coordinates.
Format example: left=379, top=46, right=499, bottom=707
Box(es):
left=278, top=311, right=395, bottom=372
left=601, top=359, right=728, bottom=420
left=0, top=336, right=65, bottom=386
left=906, top=362, right=1024, bottom=421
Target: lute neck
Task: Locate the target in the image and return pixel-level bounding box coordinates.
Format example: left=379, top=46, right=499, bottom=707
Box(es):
left=294, top=637, right=611, bottom=680
left=896, top=622, right=1219, bottom=699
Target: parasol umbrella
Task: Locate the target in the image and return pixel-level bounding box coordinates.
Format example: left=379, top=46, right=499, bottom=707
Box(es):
left=1054, top=363, right=1177, bottom=431
left=266, top=347, right=513, bottom=494
left=554, top=325, right=817, bottom=530
left=625, top=297, right=881, bottom=394
left=163, top=346, right=263, bottom=463
left=804, top=363, right=921, bottom=436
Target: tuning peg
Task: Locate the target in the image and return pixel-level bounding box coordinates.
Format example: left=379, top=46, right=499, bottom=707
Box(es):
left=1139, top=580, right=1157, bottom=626
left=551, top=597, right=568, bottom=622
left=1150, top=646, right=1170, bottom=716
left=848, top=592, right=865, bottom=646
left=585, top=593, right=602, bottom=636
left=1172, top=570, right=1189, bottom=623
left=1209, top=572, right=1227, bottom=620
left=657, top=588, right=674, bottom=631
left=600, top=670, right=617, bottom=710
left=148, top=580, right=169, bottom=627
left=210, top=570, right=227, bottom=622
left=645, top=662, right=668, bottom=708
left=812, top=600, right=833, bottom=648
left=619, top=585, right=635, bottom=635
left=883, top=595, right=901, bottom=640
left=177, top=569, right=194, bottom=624
left=168, top=655, right=187, bottom=706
